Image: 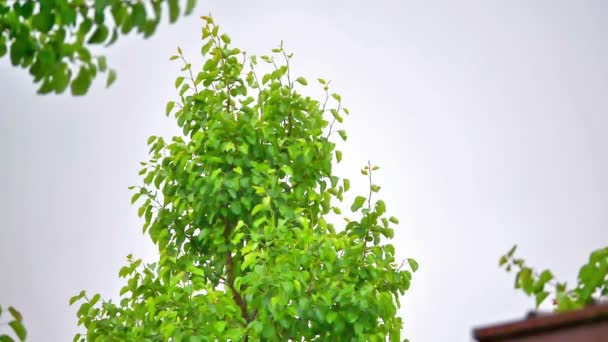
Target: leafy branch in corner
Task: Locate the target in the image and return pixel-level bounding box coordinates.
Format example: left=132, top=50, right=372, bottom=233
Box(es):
left=500, top=245, right=608, bottom=312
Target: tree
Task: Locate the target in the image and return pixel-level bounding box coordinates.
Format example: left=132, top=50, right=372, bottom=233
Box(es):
left=0, top=0, right=198, bottom=95
left=499, top=245, right=608, bottom=312
left=71, top=16, right=417, bottom=341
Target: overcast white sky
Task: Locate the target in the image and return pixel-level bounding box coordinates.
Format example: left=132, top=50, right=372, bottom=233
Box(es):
left=1, top=1, right=608, bottom=341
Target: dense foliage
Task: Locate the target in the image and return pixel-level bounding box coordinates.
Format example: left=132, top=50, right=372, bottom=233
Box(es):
left=500, top=245, right=608, bottom=312
left=71, top=16, right=417, bottom=341
left=0, top=0, right=197, bottom=95
left=0, top=305, right=26, bottom=342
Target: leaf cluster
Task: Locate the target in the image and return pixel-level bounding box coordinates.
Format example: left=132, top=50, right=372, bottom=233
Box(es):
left=0, top=305, right=26, bottom=342
left=71, top=16, right=417, bottom=341
left=500, top=245, right=608, bottom=312
left=0, top=0, right=197, bottom=95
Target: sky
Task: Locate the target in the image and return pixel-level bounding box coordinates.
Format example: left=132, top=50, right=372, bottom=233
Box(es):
left=1, top=1, right=607, bottom=341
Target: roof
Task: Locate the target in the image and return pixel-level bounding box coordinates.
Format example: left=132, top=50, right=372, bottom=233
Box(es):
left=473, top=302, right=608, bottom=341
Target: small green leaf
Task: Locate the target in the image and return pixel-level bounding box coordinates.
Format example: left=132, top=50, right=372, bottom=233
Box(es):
left=97, top=56, right=107, bottom=72
left=346, top=311, right=358, bottom=323
left=9, top=320, right=26, bottom=341
left=131, top=192, right=141, bottom=204
left=166, top=101, right=175, bottom=116
left=9, top=40, right=25, bottom=66
left=539, top=270, right=553, bottom=285
left=8, top=307, right=22, bottom=321
left=213, top=321, right=227, bottom=332
left=337, top=130, right=347, bottom=141
left=69, top=290, right=86, bottom=305
left=499, top=256, right=508, bottom=266
left=408, top=258, right=419, bottom=272
left=220, top=34, right=231, bottom=44
left=106, top=28, right=119, bottom=46
left=175, top=76, right=185, bottom=88
left=0, top=40, right=7, bottom=58
left=32, top=11, right=54, bottom=33
left=168, top=0, right=179, bottom=23
left=88, top=25, right=109, bottom=44
left=335, top=150, right=342, bottom=162
left=351, top=196, right=366, bottom=212
left=241, top=253, right=257, bottom=271
left=389, top=216, right=399, bottom=224
left=70, top=67, right=92, bottom=96
left=201, top=40, right=213, bottom=55
left=326, top=311, right=338, bottom=324
left=185, top=0, right=197, bottom=15
left=131, top=3, right=147, bottom=27
left=106, top=69, right=117, bottom=87
left=535, top=291, right=549, bottom=308
left=295, top=77, right=307, bottom=86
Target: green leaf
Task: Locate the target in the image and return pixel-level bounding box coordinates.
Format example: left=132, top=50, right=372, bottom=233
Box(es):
left=175, top=76, right=185, bottom=88
left=131, top=192, right=141, bottom=204
left=326, top=311, right=338, bottom=323
left=507, top=245, right=517, bottom=257
left=389, top=216, right=399, bottom=224
left=201, top=40, right=214, bottom=56
left=185, top=0, right=197, bottom=15
left=88, top=25, right=109, bottom=44
left=241, top=253, right=257, bottom=271
left=168, top=0, right=179, bottom=23
left=346, top=311, right=358, bottom=323
left=131, top=3, right=147, bottom=27
left=0, top=39, right=7, bottom=58
left=97, top=56, right=107, bottom=72
left=337, top=130, right=347, bottom=141
left=0, top=335, right=13, bottom=342
left=499, top=256, right=508, bottom=266
left=166, top=101, right=175, bottom=116
left=106, top=69, right=117, bottom=87
left=213, top=321, right=227, bottom=332
left=538, top=270, right=553, bottom=285
left=220, top=34, right=231, bottom=44
left=32, top=11, right=54, bottom=33
left=8, top=320, right=26, bottom=341
left=52, top=66, right=71, bottom=94
left=9, top=40, right=25, bottom=66
left=535, top=291, right=549, bottom=308
left=335, top=150, right=342, bottom=162
left=350, top=196, right=366, bottom=212
left=408, top=258, right=419, bottom=272
left=295, top=77, right=307, bottom=86
left=8, top=307, right=22, bottom=321
left=69, top=290, right=86, bottom=305
left=106, top=28, right=119, bottom=46
left=70, top=67, right=91, bottom=96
